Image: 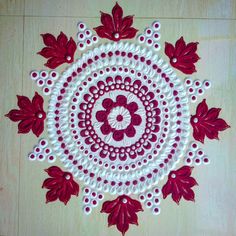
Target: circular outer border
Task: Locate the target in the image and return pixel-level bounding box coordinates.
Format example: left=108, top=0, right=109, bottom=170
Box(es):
left=47, top=42, right=190, bottom=195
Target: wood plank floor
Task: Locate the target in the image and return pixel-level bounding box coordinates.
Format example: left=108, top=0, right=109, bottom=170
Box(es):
left=0, top=1, right=236, bottom=235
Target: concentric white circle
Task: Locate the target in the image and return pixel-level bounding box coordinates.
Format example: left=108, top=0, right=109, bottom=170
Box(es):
left=47, top=42, right=190, bottom=195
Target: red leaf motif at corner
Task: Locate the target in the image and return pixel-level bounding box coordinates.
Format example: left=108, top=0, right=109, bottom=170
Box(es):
left=190, top=99, right=230, bottom=143
left=162, top=166, right=198, bottom=204
left=42, top=166, right=79, bottom=205
left=101, top=195, right=143, bottom=236
left=165, top=36, right=200, bottom=74
left=38, top=32, right=77, bottom=69
left=5, top=92, right=46, bottom=137
left=94, top=2, right=138, bottom=41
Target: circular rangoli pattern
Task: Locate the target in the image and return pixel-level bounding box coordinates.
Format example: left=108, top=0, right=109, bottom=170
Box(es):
left=47, top=42, right=190, bottom=195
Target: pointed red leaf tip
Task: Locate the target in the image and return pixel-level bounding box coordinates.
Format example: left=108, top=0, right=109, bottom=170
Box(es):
left=5, top=92, right=46, bottom=137
left=38, top=31, right=77, bottom=69
left=162, top=166, right=198, bottom=204
left=101, top=195, right=143, bottom=236
left=165, top=36, right=200, bottom=74
left=94, top=2, right=138, bottom=41
left=42, top=166, right=79, bottom=205
left=190, top=99, right=230, bottom=143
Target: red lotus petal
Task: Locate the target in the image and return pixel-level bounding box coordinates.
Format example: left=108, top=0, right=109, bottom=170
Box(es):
left=95, top=3, right=137, bottom=42
left=101, top=196, right=142, bottom=236
left=125, top=125, right=136, bottom=137
left=181, top=42, right=198, bottom=57
left=72, top=180, right=80, bottom=196
left=175, top=36, right=186, bottom=57
left=112, top=2, right=123, bottom=31
left=39, top=32, right=75, bottom=69
left=121, top=16, right=134, bottom=32
left=163, top=167, right=198, bottom=204
left=38, top=47, right=60, bottom=58
left=66, top=37, right=77, bottom=57
left=94, top=26, right=113, bottom=40
left=171, top=61, right=196, bottom=75
left=196, top=99, right=208, bottom=118
left=131, top=114, right=142, bottom=126
left=45, top=166, right=64, bottom=177
left=162, top=180, right=173, bottom=199
left=18, top=118, right=34, bottom=134
left=101, top=198, right=120, bottom=213
left=171, top=181, right=182, bottom=204
left=66, top=179, right=80, bottom=196
left=178, top=53, right=200, bottom=64
left=205, top=108, right=221, bottom=121
left=108, top=204, right=121, bottom=226
left=5, top=109, right=33, bottom=122
left=182, top=187, right=195, bottom=202
left=200, top=120, right=220, bottom=139
left=165, top=42, right=175, bottom=58
left=100, top=12, right=114, bottom=31
left=192, top=124, right=206, bottom=143
left=117, top=206, right=129, bottom=236
left=120, top=28, right=138, bottom=39
left=96, top=110, right=107, bottom=122
left=179, top=176, right=198, bottom=188
left=58, top=184, right=71, bottom=205
left=46, top=188, right=59, bottom=203
left=191, top=99, right=230, bottom=143
left=213, top=118, right=230, bottom=131
left=176, top=166, right=193, bottom=177
left=126, top=205, right=138, bottom=225
left=57, top=31, right=68, bottom=47
left=42, top=177, right=62, bottom=189
left=32, top=92, right=44, bottom=112
left=17, top=95, right=33, bottom=112
left=32, top=119, right=44, bottom=137
left=127, top=102, right=138, bottom=113
left=41, top=33, right=57, bottom=47
left=127, top=197, right=143, bottom=212
left=113, top=130, right=124, bottom=141
left=166, top=37, right=200, bottom=74
left=45, top=57, right=66, bottom=69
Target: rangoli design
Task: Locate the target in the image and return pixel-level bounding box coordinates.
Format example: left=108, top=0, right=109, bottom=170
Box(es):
left=5, top=3, right=230, bottom=235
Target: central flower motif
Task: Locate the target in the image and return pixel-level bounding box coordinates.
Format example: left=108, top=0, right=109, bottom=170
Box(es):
left=96, top=95, right=142, bottom=141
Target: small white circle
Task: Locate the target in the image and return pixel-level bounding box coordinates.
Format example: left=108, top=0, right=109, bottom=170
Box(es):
left=122, top=198, right=128, bottom=203
left=108, top=106, right=131, bottom=130
left=172, top=58, right=177, bottom=63
left=65, top=174, right=71, bottom=180
left=171, top=173, right=176, bottom=178
left=66, top=56, right=72, bottom=61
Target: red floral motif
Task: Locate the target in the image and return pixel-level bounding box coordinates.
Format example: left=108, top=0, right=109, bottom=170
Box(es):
left=165, top=36, right=200, bottom=74
left=101, top=195, right=143, bottom=236
left=96, top=95, right=142, bottom=141
left=94, top=2, right=138, bottom=41
left=162, top=166, right=198, bottom=204
left=5, top=92, right=46, bottom=137
left=190, top=99, right=230, bottom=143
left=42, top=166, right=79, bottom=205
left=38, top=31, right=77, bottom=69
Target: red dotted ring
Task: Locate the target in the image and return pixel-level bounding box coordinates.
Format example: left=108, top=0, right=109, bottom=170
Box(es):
left=47, top=42, right=190, bottom=195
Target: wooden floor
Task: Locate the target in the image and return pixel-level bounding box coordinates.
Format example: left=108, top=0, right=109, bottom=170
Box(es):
left=0, top=0, right=236, bottom=236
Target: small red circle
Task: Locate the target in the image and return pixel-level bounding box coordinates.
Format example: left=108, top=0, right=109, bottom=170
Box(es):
left=116, top=115, right=123, bottom=121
